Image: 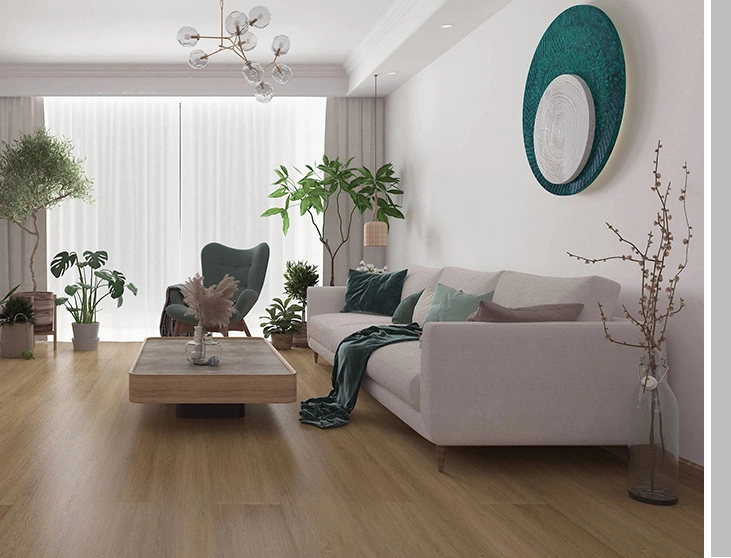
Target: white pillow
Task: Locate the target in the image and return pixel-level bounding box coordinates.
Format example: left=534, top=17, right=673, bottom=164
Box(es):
left=412, top=284, right=437, bottom=325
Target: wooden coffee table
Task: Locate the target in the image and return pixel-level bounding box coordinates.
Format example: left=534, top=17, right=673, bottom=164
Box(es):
left=129, top=337, right=297, bottom=418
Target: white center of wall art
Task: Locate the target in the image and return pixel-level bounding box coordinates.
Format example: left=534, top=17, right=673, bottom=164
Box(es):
left=533, top=74, right=595, bottom=185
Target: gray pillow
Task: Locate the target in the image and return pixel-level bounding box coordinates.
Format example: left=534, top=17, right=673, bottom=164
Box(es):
left=392, top=289, right=424, bottom=324
left=467, top=301, right=584, bottom=322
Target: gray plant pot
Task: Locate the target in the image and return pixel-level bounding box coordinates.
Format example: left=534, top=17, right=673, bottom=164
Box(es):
left=72, top=322, right=100, bottom=351
left=0, top=323, right=35, bottom=359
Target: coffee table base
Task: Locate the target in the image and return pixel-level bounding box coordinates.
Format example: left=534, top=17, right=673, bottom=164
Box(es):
left=175, top=403, right=246, bottom=418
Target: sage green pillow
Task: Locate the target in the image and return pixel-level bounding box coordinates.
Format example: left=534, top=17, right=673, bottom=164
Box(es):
left=391, top=289, right=424, bottom=324
left=423, top=283, right=494, bottom=323
left=341, top=268, right=408, bottom=316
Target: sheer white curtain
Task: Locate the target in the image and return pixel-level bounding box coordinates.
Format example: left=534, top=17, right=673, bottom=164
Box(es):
left=179, top=97, right=326, bottom=332
left=44, top=96, right=325, bottom=341
left=45, top=97, right=181, bottom=341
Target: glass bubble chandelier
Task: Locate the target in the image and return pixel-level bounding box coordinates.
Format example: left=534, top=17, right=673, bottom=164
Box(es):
left=177, top=1, right=291, bottom=103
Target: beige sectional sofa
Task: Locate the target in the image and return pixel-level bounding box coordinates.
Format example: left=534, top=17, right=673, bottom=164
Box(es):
left=306, top=265, right=642, bottom=472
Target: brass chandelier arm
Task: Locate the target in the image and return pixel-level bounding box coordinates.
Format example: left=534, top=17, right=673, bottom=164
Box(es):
left=220, top=0, right=225, bottom=47
left=262, top=55, right=279, bottom=70
left=233, top=36, right=251, bottom=63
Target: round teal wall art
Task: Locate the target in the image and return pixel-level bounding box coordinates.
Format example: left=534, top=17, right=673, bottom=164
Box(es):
left=523, top=5, right=625, bottom=196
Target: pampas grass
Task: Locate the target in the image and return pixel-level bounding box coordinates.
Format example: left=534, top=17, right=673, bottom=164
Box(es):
left=181, top=273, right=239, bottom=330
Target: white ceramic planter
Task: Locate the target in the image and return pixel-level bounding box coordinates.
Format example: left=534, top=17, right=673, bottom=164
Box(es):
left=0, top=323, right=35, bottom=359
left=72, top=322, right=100, bottom=351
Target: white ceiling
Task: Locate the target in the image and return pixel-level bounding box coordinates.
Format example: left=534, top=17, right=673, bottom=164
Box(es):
left=0, top=0, right=512, bottom=96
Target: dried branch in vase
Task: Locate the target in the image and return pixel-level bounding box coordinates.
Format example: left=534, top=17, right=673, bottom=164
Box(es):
left=567, top=140, right=692, bottom=357
left=181, top=273, right=239, bottom=330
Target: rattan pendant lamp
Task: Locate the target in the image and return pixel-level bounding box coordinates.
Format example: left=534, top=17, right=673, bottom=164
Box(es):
left=363, top=74, right=389, bottom=247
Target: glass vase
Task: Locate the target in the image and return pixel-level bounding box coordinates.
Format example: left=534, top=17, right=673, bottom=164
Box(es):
left=185, top=325, right=222, bottom=366
left=628, top=349, right=679, bottom=505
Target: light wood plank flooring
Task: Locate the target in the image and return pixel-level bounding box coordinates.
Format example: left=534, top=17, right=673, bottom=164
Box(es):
left=0, top=342, right=703, bottom=557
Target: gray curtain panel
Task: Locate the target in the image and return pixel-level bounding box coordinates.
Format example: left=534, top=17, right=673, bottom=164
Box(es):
left=323, top=96, right=385, bottom=286
left=0, top=97, right=47, bottom=295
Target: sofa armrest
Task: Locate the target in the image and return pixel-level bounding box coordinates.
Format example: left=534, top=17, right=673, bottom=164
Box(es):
left=307, top=286, right=346, bottom=319
left=419, top=320, right=642, bottom=446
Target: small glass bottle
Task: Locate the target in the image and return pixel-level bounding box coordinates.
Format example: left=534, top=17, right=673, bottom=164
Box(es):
left=185, top=325, right=222, bottom=366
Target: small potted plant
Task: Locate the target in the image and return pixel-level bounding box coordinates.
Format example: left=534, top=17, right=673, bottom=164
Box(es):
left=260, top=296, right=303, bottom=351
left=0, top=295, right=36, bottom=359
left=283, top=260, right=319, bottom=347
left=50, top=250, right=138, bottom=351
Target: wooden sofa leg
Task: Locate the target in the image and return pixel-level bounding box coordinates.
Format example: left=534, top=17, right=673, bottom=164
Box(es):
left=313, top=352, right=319, bottom=363
left=436, top=445, right=446, bottom=473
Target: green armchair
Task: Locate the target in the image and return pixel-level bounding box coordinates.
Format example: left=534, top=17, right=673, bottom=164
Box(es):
left=166, top=242, right=270, bottom=336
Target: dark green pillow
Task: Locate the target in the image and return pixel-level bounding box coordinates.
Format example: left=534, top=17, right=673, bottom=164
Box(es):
left=341, top=268, right=408, bottom=316
left=423, top=283, right=495, bottom=323
left=391, top=289, right=424, bottom=324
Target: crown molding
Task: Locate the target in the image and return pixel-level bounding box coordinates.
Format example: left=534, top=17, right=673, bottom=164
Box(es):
left=0, top=63, right=348, bottom=97
left=0, top=63, right=346, bottom=80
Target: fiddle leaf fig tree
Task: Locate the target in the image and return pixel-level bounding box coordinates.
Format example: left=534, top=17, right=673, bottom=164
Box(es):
left=0, top=128, right=94, bottom=292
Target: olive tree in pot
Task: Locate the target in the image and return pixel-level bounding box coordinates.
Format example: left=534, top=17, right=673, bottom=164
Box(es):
left=260, top=296, right=303, bottom=351
left=50, top=250, right=138, bottom=351
left=0, top=294, right=36, bottom=359
left=0, top=128, right=94, bottom=338
left=283, top=260, right=319, bottom=348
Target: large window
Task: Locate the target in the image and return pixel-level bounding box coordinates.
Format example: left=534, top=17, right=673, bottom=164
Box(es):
left=44, top=97, right=326, bottom=341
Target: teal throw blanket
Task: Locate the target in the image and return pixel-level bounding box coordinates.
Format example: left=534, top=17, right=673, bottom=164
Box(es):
left=300, top=323, right=421, bottom=428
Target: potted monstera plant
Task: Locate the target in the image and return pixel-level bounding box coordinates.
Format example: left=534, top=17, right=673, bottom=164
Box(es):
left=0, top=128, right=94, bottom=338
left=50, top=250, right=138, bottom=351
left=260, top=296, right=303, bottom=351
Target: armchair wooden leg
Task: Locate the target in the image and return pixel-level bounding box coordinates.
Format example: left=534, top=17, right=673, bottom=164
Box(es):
left=314, top=352, right=319, bottom=363
left=221, top=326, right=229, bottom=337
left=436, top=445, right=446, bottom=473
left=173, top=321, right=182, bottom=337
left=241, top=319, right=252, bottom=337
left=53, top=296, right=57, bottom=351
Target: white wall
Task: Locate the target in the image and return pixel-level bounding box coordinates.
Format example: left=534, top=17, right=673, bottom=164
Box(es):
left=385, top=0, right=704, bottom=464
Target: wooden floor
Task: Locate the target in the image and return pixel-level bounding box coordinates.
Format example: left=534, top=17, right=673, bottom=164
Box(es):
left=0, top=342, right=703, bottom=558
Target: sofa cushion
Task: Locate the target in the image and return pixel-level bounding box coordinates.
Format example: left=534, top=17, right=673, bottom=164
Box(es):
left=492, top=271, right=621, bottom=321
left=467, top=301, right=584, bottom=322
left=366, top=341, right=422, bottom=410
left=400, top=265, right=443, bottom=299
left=438, top=267, right=504, bottom=294
left=341, top=268, right=407, bottom=316
left=308, top=312, right=392, bottom=354
left=423, top=283, right=495, bottom=323
left=392, top=289, right=424, bottom=324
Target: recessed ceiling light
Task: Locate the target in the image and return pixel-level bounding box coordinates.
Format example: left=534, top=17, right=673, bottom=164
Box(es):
left=440, top=23, right=454, bottom=29
left=388, top=71, right=398, bottom=75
